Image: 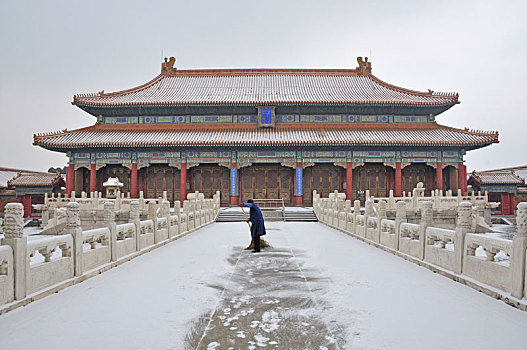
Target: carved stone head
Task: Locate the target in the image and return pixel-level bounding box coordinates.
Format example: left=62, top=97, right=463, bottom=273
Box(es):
left=364, top=199, right=374, bottom=216
left=517, top=202, right=527, bottom=237
left=130, top=201, right=140, bottom=220
left=4, top=203, right=24, bottom=239
left=161, top=200, right=170, bottom=217
left=457, top=202, right=473, bottom=229
left=378, top=200, right=387, bottom=217
left=421, top=201, right=433, bottom=222
left=396, top=201, right=407, bottom=219
left=104, top=201, right=115, bottom=222
left=66, top=202, right=80, bottom=229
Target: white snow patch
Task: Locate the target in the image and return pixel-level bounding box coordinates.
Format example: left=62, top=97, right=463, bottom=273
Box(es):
left=206, top=341, right=220, bottom=349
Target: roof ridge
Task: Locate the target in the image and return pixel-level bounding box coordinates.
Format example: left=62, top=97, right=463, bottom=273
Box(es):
left=0, top=166, right=47, bottom=173
left=437, top=124, right=500, bottom=138
left=72, top=74, right=164, bottom=104
left=165, top=68, right=363, bottom=76
left=477, top=165, right=527, bottom=172
left=368, top=74, right=459, bottom=101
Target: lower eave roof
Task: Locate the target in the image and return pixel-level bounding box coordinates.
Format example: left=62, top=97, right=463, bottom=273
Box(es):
left=8, top=173, right=64, bottom=187
left=33, top=123, right=499, bottom=151
left=469, top=171, right=524, bottom=185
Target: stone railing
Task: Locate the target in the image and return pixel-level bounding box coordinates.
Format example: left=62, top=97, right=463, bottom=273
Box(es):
left=314, top=190, right=527, bottom=305
left=0, top=193, right=220, bottom=308
left=82, top=228, right=110, bottom=272
left=363, top=187, right=492, bottom=211
left=314, top=189, right=495, bottom=232
left=27, top=235, right=73, bottom=295
left=37, top=190, right=222, bottom=234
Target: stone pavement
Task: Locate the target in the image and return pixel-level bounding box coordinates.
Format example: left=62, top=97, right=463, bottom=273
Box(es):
left=187, top=246, right=343, bottom=349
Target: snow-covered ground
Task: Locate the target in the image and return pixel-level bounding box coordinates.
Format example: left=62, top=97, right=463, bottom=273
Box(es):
left=1, top=222, right=527, bottom=349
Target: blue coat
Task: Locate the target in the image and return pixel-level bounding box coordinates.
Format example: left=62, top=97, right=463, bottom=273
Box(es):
left=242, top=202, right=266, bottom=238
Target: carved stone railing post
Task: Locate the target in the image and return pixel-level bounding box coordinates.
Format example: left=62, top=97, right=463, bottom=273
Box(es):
left=41, top=204, right=49, bottom=227
left=395, top=201, right=407, bottom=251
left=352, top=200, right=361, bottom=234
left=148, top=201, right=159, bottom=243
left=173, top=201, right=181, bottom=234
left=344, top=200, right=351, bottom=213
left=129, top=200, right=140, bottom=251
left=104, top=202, right=117, bottom=261
left=512, top=202, right=527, bottom=299
left=364, top=199, right=373, bottom=236
left=454, top=202, right=472, bottom=274
left=376, top=200, right=387, bottom=243
left=419, top=201, right=433, bottom=260
left=161, top=199, right=172, bottom=238
left=1, top=203, right=27, bottom=300
left=65, top=202, right=83, bottom=276
left=388, top=189, right=395, bottom=210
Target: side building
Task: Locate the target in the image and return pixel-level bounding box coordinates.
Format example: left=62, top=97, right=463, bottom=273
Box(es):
left=468, top=166, right=527, bottom=215
left=33, top=57, right=499, bottom=205
left=0, top=167, right=64, bottom=217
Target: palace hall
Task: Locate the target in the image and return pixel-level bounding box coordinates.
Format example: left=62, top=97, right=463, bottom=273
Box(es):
left=33, top=57, right=499, bottom=206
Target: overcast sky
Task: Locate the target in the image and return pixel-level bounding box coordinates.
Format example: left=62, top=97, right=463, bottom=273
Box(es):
left=0, top=0, right=525, bottom=173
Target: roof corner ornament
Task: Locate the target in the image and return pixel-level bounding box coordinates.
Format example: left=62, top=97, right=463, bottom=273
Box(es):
left=356, top=56, right=372, bottom=75
left=98, top=90, right=105, bottom=97
left=161, top=57, right=177, bottom=75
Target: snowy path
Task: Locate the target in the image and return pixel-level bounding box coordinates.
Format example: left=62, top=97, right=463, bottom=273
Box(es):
left=1, top=222, right=527, bottom=349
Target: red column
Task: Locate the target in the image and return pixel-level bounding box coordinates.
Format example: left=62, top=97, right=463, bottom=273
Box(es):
left=501, top=193, right=510, bottom=215
left=180, top=162, right=187, bottom=203
left=510, top=194, right=516, bottom=215
left=90, top=163, right=97, bottom=193
left=463, top=165, right=468, bottom=195
left=458, top=162, right=465, bottom=195
left=346, top=162, right=353, bottom=201
left=395, top=162, right=402, bottom=197
left=66, top=165, right=75, bottom=196
left=131, top=163, right=138, bottom=198
left=19, top=195, right=31, bottom=217
left=230, top=163, right=239, bottom=205
left=436, top=162, right=443, bottom=191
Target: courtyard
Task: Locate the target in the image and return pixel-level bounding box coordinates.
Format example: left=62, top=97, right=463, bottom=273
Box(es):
left=1, top=221, right=526, bottom=349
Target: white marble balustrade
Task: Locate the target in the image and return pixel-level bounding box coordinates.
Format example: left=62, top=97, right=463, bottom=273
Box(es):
left=313, top=190, right=527, bottom=304
left=0, top=191, right=221, bottom=308
left=82, top=228, right=110, bottom=271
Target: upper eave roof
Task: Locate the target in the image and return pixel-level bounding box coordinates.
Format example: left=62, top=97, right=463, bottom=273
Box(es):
left=33, top=123, right=498, bottom=151
left=72, top=60, right=459, bottom=109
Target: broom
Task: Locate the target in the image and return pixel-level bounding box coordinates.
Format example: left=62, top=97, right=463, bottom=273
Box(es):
left=240, top=205, right=272, bottom=250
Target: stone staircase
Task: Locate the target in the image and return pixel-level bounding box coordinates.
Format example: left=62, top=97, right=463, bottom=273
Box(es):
left=283, top=209, right=318, bottom=222
left=216, top=208, right=318, bottom=222
left=215, top=209, right=247, bottom=222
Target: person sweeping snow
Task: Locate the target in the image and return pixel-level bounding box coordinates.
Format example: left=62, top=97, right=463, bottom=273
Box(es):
left=240, top=199, right=268, bottom=252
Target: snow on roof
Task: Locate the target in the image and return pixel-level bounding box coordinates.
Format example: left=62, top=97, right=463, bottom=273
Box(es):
left=72, top=58, right=459, bottom=108
left=471, top=171, right=525, bottom=185
left=33, top=123, right=499, bottom=149
left=8, top=173, right=63, bottom=187
left=0, top=167, right=50, bottom=188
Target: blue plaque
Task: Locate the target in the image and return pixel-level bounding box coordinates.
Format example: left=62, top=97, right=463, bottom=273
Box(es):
left=230, top=168, right=238, bottom=196
left=258, top=107, right=275, bottom=128
left=295, top=168, right=303, bottom=196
